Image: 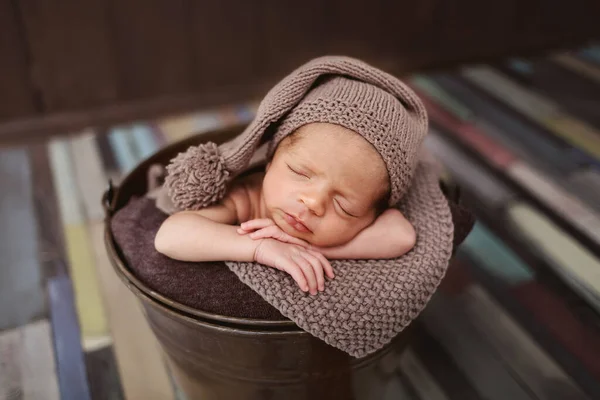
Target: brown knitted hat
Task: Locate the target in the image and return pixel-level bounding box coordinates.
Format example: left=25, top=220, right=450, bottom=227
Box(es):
left=165, top=56, right=428, bottom=210
left=270, top=75, right=427, bottom=205
left=163, top=56, right=454, bottom=358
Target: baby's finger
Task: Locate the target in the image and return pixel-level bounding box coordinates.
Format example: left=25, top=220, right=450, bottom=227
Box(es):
left=292, top=254, right=318, bottom=295
left=308, top=250, right=335, bottom=279
left=249, top=226, right=310, bottom=247
left=248, top=225, right=278, bottom=240
left=281, top=234, right=311, bottom=248
left=279, top=260, right=308, bottom=293
left=300, top=252, right=325, bottom=291
left=240, top=219, right=274, bottom=232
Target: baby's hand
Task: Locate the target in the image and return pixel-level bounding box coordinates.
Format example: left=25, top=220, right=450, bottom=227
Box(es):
left=253, top=238, right=335, bottom=295
left=238, top=219, right=311, bottom=248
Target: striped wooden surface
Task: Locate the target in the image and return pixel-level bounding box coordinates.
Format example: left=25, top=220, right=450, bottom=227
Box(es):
left=502, top=58, right=600, bottom=129
left=71, top=131, right=175, bottom=399
left=553, top=54, right=600, bottom=86
left=508, top=204, right=600, bottom=310
left=428, top=75, right=600, bottom=210
left=413, top=78, right=600, bottom=256
left=49, top=138, right=109, bottom=348
left=461, top=222, right=534, bottom=285
left=0, top=320, right=60, bottom=400
left=459, top=286, right=588, bottom=400
left=47, top=275, right=91, bottom=400
left=420, top=292, right=536, bottom=400
left=0, top=147, right=45, bottom=331
left=430, top=74, right=587, bottom=173
left=461, top=67, right=600, bottom=160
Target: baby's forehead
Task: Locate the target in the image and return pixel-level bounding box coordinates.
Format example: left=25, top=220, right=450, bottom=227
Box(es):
left=283, top=130, right=389, bottom=195
left=295, top=128, right=385, bottom=166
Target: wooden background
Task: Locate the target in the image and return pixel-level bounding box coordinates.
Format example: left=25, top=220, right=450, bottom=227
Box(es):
left=1, top=0, right=599, bottom=144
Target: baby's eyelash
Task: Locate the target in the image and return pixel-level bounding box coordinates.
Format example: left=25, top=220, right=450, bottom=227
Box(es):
left=335, top=199, right=357, bottom=218
left=287, top=164, right=307, bottom=177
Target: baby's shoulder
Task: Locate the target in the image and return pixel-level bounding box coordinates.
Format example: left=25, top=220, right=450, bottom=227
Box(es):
left=227, top=172, right=264, bottom=222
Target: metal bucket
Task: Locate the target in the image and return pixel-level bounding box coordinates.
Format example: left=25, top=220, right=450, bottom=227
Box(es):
left=104, top=125, right=413, bottom=400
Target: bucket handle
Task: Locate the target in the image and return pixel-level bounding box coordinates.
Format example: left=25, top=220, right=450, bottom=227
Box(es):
left=102, top=179, right=116, bottom=218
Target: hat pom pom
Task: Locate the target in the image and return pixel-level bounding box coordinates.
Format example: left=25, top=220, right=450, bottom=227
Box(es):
left=164, top=142, right=230, bottom=210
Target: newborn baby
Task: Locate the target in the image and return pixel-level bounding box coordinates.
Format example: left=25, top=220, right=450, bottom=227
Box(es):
left=155, top=121, right=416, bottom=295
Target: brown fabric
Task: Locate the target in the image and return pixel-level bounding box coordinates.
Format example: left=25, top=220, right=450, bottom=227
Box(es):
left=111, top=192, right=474, bottom=321
left=158, top=56, right=455, bottom=357
left=111, top=195, right=285, bottom=320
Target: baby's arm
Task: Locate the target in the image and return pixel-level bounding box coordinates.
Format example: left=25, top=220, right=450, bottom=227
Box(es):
left=319, top=209, right=416, bottom=260
left=154, top=185, right=332, bottom=295
left=154, top=194, right=259, bottom=262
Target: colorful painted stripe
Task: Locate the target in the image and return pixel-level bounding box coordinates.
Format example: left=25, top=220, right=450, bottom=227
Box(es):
left=579, top=46, right=600, bottom=65
left=157, top=110, right=222, bottom=144
left=108, top=127, right=137, bottom=174
left=460, top=222, right=535, bottom=285
left=131, top=123, right=160, bottom=161
left=553, top=54, right=600, bottom=85
left=0, top=320, right=60, bottom=400
left=421, top=292, right=536, bottom=400
left=460, top=286, right=587, bottom=399
left=507, top=162, right=600, bottom=245
left=0, top=148, right=45, bottom=331
left=411, top=75, right=473, bottom=121
left=48, top=138, right=109, bottom=348
left=48, top=275, right=92, bottom=400
left=508, top=202, right=600, bottom=311
left=70, top=131, right=109, bottom=221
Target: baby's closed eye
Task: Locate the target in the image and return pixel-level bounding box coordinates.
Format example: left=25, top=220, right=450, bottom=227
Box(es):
left=287, top=164, right=309, bottom=179
left=334, top=199, right=357, bottom=218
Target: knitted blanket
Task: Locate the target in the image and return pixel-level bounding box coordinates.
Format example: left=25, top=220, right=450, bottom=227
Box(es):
left=225, top=160, right=453, bottom=357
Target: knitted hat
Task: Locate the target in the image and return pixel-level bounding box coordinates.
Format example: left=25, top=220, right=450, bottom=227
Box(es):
left=165, top=56, right=428, bottom=210
left=270, top=75, right=427, bottom=205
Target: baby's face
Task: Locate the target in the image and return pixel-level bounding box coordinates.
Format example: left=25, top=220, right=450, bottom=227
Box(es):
left=262, top=123, right=389, bottom=247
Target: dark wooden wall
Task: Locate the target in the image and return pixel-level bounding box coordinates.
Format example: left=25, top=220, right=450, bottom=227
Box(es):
left=1, top=0, right=599, bottom=144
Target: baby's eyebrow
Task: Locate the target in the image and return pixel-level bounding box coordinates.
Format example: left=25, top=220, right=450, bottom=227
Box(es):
left=293, top=157, right=319, bottom=176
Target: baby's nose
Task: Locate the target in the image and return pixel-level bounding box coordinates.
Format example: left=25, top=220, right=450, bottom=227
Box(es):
left=300, top=192, right=326, bottom=217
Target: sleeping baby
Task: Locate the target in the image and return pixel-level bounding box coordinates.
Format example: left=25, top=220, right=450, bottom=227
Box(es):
left=154, top=60, right=430, bottom=296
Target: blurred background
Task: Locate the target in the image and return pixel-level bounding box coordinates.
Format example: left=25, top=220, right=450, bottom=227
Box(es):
left=1, top=1, right=600, bottom=399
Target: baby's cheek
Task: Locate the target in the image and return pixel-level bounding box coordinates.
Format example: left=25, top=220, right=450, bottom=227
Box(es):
left=313, top=219, right=360, bottom=247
